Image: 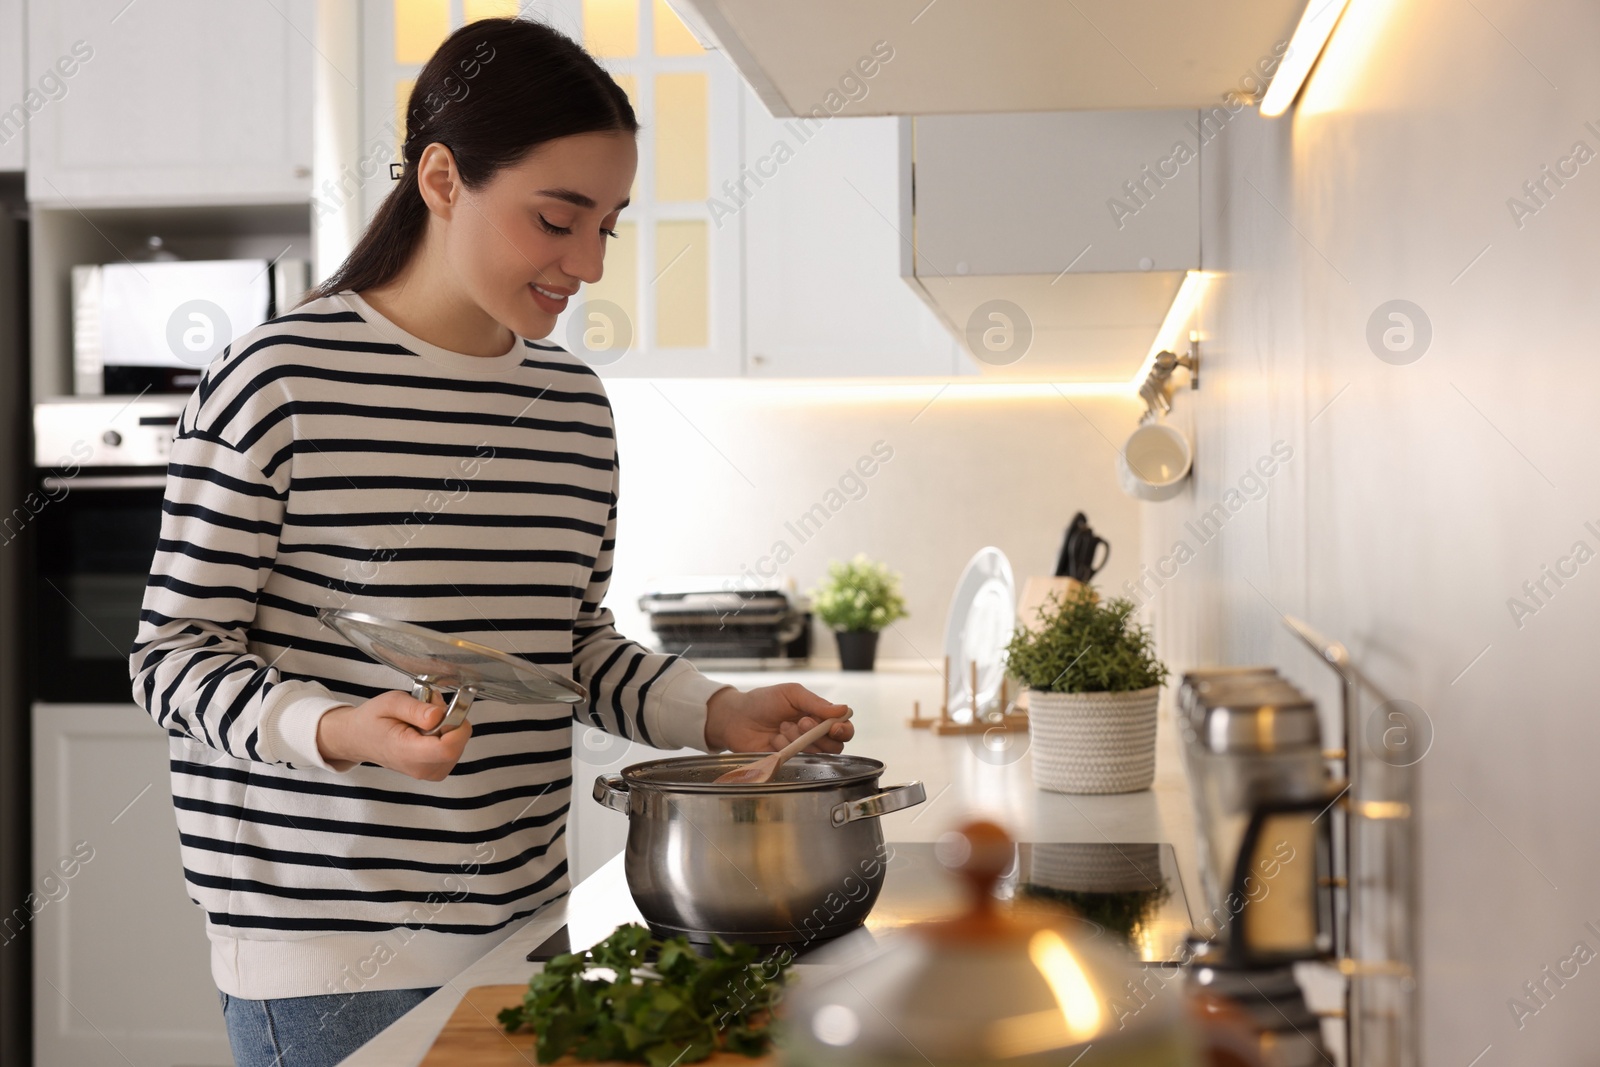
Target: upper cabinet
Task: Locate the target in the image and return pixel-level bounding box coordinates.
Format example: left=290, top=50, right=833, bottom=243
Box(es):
left=26, top=0, right=314, bottom=207
left=741, top=93, right=957, bottom=378
left=902, top=110, right=1201, bottom=382
left=665, top=0, right=1306, bottom=115
left=0, top=0, right=23, bottom=172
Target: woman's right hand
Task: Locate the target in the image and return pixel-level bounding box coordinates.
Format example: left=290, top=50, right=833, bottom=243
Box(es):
left=315, top=691, right=473, bottom=780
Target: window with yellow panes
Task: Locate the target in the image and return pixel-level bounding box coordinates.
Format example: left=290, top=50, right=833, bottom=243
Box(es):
left=580, top=0, right=714, bottom=352
left=385, top=0, right=715, bottom=354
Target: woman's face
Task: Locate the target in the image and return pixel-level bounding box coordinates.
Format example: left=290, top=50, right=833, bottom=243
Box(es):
left=440, top=130, right=637, bottom=342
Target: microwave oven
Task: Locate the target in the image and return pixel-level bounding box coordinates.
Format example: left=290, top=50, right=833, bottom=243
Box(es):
left=72, top=257, right=309, bottom=395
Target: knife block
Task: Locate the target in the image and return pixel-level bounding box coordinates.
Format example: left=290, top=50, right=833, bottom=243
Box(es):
left=1017, top=576, right=1086, bottom=629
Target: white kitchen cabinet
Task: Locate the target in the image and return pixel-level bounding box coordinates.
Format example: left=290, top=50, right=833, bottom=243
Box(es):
left=25, top=0, right=314, bottom=207
left=0, top=0, right=24, bottom=172
left=32, top=704, right=231, bottom=1067
left=903, top=109, right=1202, bottom=382
left=740, top=89, right=958, bottom=377
left=665, top=0, right=1305, bottom=115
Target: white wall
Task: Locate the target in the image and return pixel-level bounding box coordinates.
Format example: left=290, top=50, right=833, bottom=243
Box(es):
left=1143, top=1, right=1600, bottom=1062
left=599, top=381, right=1144, bottom=666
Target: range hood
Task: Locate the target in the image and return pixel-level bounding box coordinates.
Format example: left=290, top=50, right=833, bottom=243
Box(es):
left=669, top=0, right=1307, bottom=116
left=901, top=109, right=1203, bottom=383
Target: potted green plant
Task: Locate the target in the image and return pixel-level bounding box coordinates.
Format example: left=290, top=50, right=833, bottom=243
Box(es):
left=810, top=554, right=909, bottom=671
left=1005, top=587, right=1168, bottom=794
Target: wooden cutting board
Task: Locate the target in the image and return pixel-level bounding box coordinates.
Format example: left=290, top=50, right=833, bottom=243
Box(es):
left=419, top=985, right=781, bottom=1066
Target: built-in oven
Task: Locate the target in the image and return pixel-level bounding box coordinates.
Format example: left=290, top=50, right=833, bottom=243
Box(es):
left=30, top=396, right=183, bottom=703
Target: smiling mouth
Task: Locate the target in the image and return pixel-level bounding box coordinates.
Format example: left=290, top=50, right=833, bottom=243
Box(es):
left=531, top=283, right=573, bottom=299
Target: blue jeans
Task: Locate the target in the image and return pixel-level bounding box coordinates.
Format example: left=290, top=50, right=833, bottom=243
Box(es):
left=219, top=986, right=438, bottom=1067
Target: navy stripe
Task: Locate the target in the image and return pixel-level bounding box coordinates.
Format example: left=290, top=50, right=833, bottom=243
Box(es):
left=232, top=400, right=614, bottom=454
left=276, top=541, right=595, bottom=567
left=290, top=436, right=613, bottom=471
left=210, top=361, right=609, bottom=436
left=269, top=562, right=585, bottom=601
left=147, top=574, right=259, bottom=601
left=167, top=462, right=286, bottom=500
left=281, top=510, right=606, bottom=536
left=156, top=538, right=274, bottom=571
left=174, top=760, right=572, bottom=810
left=178, top=831, right=566, bottom=878
left=185, top=867, right=563, bottom=907
left=287, top=474, right=613, bottom=505
left=198, top=331, right=412, bottom=408
left=162, top=498, right=280, bottom=537
left=203, top=873, right=568, bottom=935
left=170, top=794, right=567, bottom=842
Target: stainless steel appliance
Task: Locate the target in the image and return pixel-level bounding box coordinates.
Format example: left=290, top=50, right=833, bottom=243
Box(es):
left=71, top=256, right=307, bottom=395
left=636, top=577, right=810, bottom=664
left=30, top=396, right=182, bottom=702
left=592, top=753, right=925, bottom=947
left=1177, top=668, right=1336, bottom=1067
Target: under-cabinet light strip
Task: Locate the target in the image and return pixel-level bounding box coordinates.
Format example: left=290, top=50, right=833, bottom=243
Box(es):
left=1259, top=0, right=1353, bottom=117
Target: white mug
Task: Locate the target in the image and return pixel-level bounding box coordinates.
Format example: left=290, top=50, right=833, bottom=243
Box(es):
left=1118, top=421, right=1193, bottom=501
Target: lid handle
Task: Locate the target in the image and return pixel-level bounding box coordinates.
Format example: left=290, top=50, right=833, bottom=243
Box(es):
left=935, top=819, right=1014, bottom=925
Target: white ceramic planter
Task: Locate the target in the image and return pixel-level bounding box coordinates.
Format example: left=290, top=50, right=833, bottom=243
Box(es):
left=1028, top=686, right=1161, bottom=794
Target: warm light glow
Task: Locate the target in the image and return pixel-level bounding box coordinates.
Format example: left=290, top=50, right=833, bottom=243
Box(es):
left=629, top=379, right=1137, bottom=405
left=1028, top=929, right=1103, bottom=1041
left=1298, top=0, right=1404, bottom=115
left=615, top=273, right=1224, bottom=402
left=1259, top=0, right=1352, bottom=117
left=1128, top=270, right=1211, bottom=388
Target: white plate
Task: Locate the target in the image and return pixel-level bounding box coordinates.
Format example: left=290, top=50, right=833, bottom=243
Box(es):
left=942, top=547, right=1016, bottom=722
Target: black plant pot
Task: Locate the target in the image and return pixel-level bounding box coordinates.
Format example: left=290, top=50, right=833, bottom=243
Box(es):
left=834, top=630, right=880, bottom=671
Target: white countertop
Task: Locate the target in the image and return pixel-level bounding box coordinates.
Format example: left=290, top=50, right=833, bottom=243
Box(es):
left=341, top=665, right=1204, bottom=1066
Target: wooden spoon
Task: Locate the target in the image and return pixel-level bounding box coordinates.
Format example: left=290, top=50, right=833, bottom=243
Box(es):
left=713, top=708, right=853, bottom=785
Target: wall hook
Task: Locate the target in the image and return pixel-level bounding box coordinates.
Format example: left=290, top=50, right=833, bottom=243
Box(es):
left=1139, top=334, right=1200, bottom=422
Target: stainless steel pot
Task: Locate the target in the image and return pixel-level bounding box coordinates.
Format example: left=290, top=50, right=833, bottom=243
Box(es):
left=593, top=752, right=925, bottom=947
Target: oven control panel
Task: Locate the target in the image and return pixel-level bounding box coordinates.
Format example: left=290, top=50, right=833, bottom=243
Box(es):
left=34, top=396, right=187, bottom=470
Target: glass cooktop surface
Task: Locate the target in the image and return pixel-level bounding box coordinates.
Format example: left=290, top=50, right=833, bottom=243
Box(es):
left=528, top=841, right=1192, bottom=968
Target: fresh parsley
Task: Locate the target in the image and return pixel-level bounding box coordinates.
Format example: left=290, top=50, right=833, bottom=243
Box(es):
left=497, top=922, right=791, bottom=1065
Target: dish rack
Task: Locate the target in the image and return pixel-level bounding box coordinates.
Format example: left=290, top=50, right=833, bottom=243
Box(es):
left=907, top=655, right=1028, bottom=735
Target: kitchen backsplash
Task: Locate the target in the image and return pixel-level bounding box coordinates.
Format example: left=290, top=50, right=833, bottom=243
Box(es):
left=600, top=380, right=1144, bottom=665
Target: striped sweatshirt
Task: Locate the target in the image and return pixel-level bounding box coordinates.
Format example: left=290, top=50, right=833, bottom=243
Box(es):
left=129, top=290, right=728, bottom=1000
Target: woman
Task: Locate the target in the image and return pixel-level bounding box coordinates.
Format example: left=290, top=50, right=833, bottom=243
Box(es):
left=129, top=18, right=852, bottom=1067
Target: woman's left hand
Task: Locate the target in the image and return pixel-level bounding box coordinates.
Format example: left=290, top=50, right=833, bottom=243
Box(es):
left=704, top=683, right=854, bottom=754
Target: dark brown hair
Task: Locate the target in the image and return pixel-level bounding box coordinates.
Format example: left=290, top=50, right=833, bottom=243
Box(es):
left=302, top=18, right=638, bottom=305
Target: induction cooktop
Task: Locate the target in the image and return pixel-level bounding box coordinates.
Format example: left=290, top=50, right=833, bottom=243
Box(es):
left=528, top=841, right=1192, bottom=968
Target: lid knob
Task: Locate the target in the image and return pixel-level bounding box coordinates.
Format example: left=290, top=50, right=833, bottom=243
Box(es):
left=930, top=819, right=1016, bottom=939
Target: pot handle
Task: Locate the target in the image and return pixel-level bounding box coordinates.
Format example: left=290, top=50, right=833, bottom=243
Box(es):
left=831, top=781, right=927, bottom=827
left=593, top=773, right=629, bottom=814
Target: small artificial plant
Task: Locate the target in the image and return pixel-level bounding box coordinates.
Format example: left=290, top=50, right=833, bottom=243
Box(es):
left=1005, top=586, right=1168, bottom=694
left=810, top=554, right=909, bottom=633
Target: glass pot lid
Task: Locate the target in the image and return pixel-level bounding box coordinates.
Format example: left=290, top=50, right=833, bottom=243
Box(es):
left=621, top=752, right=885, bottom=791
left=316, top=608, right=587, bottom=705
left=780, top=820, right=1193, bottom=1067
